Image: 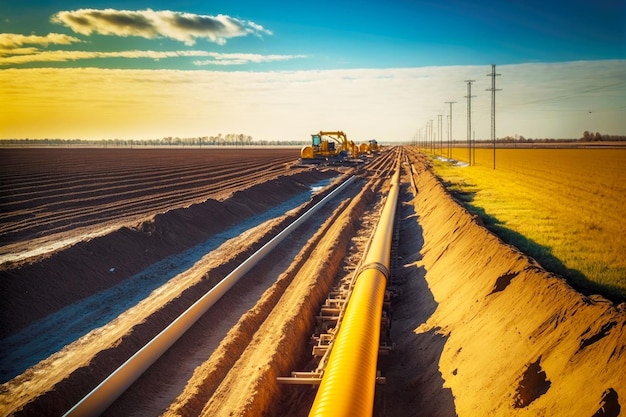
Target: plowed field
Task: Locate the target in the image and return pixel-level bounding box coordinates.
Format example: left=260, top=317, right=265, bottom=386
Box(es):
left=1, top=147, right=625, bottom=417
left=0, top=148, right=299, bottom=263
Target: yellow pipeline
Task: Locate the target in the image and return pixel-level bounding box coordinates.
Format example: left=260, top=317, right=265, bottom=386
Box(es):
left=309, top=155, right=401, bottom=417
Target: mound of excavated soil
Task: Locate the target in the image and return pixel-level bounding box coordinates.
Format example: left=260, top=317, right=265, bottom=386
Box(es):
left=0, top=169, right=338, bottom=339
left=389, top=153, right=625, bottom=416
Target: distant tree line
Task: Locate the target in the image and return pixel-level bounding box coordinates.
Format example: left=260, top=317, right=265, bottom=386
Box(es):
left=0, top=134, right=309, bottom=147
left=496, top=131, right=626, bottom=143
left=580, top=131, right=626, bottom=142
left=4, top=131, right=624, bottom=147
left=459, top=131, right=625, bottom=144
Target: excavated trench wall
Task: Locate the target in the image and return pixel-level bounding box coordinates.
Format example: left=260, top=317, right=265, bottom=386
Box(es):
left=0, top=170, right=338, bottom=339
left=408, top=154, right=625, bottom=417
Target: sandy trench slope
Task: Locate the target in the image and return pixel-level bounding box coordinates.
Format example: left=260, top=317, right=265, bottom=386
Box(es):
left=1, top=147, right=625, bottom=417
left=390, top=150, right=626, bottom=417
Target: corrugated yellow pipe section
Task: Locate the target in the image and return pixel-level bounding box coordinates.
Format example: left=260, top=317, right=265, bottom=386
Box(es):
left=309, top=156, right=401, bottom=417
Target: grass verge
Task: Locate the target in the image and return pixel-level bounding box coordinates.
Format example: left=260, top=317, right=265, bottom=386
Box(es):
left=427, top=147, right=626, bottom=302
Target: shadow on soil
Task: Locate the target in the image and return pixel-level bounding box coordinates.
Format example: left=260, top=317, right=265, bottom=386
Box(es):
left=0, top=183, right=327, bottom=384
left=443, top=179, right=625, bottom=303
left=376, top=188, right=457, bottom=417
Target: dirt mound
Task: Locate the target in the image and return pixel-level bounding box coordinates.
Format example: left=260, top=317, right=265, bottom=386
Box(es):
left=0, top=170, right=337, bottom=339
left=397, top=152, right=626, bottom=416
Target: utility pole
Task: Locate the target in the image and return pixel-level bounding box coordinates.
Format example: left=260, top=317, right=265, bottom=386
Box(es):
left=429, top=120, right=434, bottom=154
left=446, top=115, right=450, bottom=158
left=437, top=115, right=443, bottom=156
left=464, top=80, right=476, bottom=165
left=473, top=130, right=476, bottom=164
left=486, top=64, right=502, bottom=169
left=445, top=101, right=456, bottom=160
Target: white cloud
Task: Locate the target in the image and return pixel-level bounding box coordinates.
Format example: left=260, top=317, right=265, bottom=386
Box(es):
left=193, top=52, right=306, bottom=66
left=0, top=33, right=82, bottom=54
left=0, top=11, right=291, bottom=68
left=51, top=8, right=272, bottom=45
left=0, top=48, right=304, bottom=66
left=0, top=49, right=197, bottom=65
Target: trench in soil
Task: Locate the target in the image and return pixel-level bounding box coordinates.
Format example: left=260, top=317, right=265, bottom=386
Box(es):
left=3, top=150, right=626, bottom=417
left=0, top=177, right=336, bottom=383
left=1, top=168, right=348, bottom=416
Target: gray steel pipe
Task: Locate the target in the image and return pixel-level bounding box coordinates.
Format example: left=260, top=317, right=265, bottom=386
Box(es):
left=64, top=175, right=356, bottom=417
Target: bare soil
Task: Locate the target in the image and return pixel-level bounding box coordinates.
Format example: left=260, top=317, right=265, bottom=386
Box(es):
left=1, top=147, right=624, bottom=417
left=395, top=149, right=626, bottom=417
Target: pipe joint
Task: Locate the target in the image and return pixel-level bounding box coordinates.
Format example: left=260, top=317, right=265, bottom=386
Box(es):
left=356, top=262, right=390, bottom=282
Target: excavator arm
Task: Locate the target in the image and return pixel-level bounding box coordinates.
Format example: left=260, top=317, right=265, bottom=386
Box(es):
left=317, top=131, right=349, bottom=152
left=301, top=130, right=375, bottom=163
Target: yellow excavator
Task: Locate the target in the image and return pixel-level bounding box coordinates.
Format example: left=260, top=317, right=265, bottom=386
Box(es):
left=300, top=131, right=361, bottom=163
left=368, top=139, right=380, bottom=154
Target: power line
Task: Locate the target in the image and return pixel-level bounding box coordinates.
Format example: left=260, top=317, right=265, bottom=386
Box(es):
left=514, top=80, right=626, bottom=107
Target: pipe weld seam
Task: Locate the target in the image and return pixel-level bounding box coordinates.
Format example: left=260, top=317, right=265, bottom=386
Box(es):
left=356, top=262, right=390, bottom=281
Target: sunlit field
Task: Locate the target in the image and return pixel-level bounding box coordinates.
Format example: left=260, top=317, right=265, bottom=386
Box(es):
left=427, top=146, right=626, bottom=300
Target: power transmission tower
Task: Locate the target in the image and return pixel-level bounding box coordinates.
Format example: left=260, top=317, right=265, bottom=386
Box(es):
left=445, top=101, right=456, bottom=159
left=486, top=64, right=502, bottom=169
left=464, top=80, right=476, bottom=165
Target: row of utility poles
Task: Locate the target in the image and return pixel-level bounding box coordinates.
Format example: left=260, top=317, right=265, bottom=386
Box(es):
left=417, top=64, right=501, bottom=169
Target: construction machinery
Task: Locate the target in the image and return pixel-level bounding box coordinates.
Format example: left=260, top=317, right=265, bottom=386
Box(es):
left=300, top=131, right=365, bottom=164
left=368, top=139, right=380, bottom=154
left=358, top=139, right=380, bottom=155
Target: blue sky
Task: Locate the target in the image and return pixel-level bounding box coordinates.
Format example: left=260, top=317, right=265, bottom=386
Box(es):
left=0, top=1, right=625, bottom=141
left=2, top=0, right=624, bottom=70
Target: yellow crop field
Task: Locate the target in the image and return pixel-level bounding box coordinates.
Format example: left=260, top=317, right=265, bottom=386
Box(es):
left=428, top=146, right=626, bottom=299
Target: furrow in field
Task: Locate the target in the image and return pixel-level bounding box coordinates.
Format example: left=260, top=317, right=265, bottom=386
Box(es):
left=0, top=156, right=290, bottom=203
left=0, top=160, right=294, bottom=246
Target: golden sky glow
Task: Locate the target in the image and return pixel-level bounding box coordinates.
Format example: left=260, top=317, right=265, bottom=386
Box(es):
left=1, top=61, right=625, bottom=141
